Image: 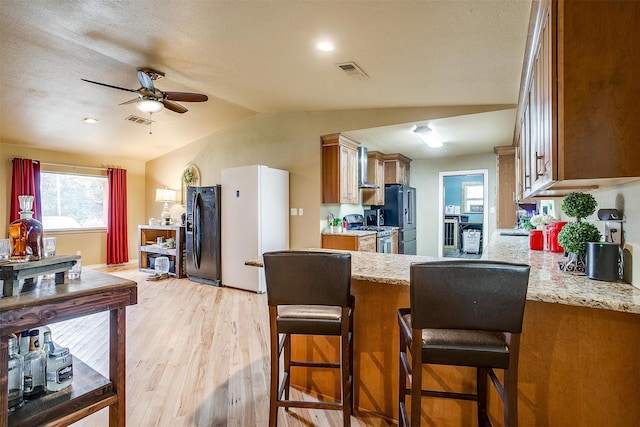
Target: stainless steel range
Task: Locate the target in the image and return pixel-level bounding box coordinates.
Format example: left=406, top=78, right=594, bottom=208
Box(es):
left=344, top=214, right=395, bottom=253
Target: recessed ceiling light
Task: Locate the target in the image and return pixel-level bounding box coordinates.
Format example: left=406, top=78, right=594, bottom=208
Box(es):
left=316, top=41, right=335, bottom=52
left=83, top=117, right=98, bottom=124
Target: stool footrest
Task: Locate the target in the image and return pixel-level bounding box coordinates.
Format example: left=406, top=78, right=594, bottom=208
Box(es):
left=290, top=360, right=340, bottom=369
left=421, top=389, right=478, bottom=402
left=277, top=399, right=343, bottom=410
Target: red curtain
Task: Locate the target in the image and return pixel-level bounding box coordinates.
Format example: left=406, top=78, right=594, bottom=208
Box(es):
left=107, top=168, right=129, bottom=265
left=10, top=158, right=42, bottom=222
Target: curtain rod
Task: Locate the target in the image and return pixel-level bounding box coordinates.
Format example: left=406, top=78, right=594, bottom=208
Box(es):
left=10, top=158, right=110, bottom=171
left=41, top=161, right=108, bottom=171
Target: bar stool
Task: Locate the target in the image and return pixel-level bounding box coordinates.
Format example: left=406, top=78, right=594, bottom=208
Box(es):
left=398, top=260, right=530, bottom=427
left=263, top=250, right=354, bottom=427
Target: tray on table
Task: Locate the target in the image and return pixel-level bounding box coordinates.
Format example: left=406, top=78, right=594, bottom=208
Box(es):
left=0, top=255, right=80, bottom=297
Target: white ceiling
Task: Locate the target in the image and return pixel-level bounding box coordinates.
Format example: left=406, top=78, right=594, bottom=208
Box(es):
left=0, top=1, right=531, bottom=161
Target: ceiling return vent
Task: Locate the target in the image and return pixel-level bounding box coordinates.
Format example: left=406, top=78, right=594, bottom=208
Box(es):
left=125, top=115, right=154, bottom=126
left=335, top=62, right=369, bottom=80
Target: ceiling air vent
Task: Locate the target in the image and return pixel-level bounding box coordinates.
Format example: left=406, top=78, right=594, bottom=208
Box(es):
left=335, top=62, right=369, bottom=80
left=125, top=115, right=154, bottom=126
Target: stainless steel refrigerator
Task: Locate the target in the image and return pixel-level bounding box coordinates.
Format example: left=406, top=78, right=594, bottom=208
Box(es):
left=221, top=165, right=289, bottom=293
left=185, top=185, right=222, bottom=286
left=383, top=184, right=417, bottom=255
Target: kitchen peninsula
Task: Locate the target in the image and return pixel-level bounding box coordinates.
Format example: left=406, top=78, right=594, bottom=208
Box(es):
left=247, top=233, right=640, bottom=425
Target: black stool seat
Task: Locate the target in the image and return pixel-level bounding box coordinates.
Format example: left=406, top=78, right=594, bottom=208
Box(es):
left=399, top=310, right=509, bottom=368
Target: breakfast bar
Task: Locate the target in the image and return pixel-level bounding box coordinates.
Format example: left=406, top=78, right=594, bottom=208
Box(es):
left=247, top=232, right=640, bottom=425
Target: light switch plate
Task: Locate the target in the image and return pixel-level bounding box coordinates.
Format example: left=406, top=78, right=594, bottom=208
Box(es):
left=290, top=208, right=298, bottom=216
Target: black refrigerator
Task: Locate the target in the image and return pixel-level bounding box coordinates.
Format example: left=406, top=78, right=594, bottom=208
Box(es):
left=185, top=185, right=222, bottom=286
left=383, top=184, right=417, bottom=255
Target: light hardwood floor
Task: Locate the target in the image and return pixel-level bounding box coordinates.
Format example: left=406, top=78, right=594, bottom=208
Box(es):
left=48, top=266, right=394, bottom=427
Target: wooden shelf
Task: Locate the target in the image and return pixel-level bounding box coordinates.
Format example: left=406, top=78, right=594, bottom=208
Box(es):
left=8, top=358, right=114, bottom=427
left=138, top=225, right=185, bottom=278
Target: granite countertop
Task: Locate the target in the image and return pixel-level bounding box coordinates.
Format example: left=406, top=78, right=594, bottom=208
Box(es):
left=246, top=232, right=640, bottom=314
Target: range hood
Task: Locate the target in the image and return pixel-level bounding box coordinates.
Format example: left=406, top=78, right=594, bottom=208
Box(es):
left=358, top=146, right=379, bottom=189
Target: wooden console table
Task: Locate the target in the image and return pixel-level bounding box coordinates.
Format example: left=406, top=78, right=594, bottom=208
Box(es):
left=0, top=269, right=137, bottom=427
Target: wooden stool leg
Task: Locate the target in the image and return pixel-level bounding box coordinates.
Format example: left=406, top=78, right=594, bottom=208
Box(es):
left=410, top=329, right=422, bottom=427
left=398, top=323, right=408, bottom=427
left=341, top=309, right=351, bottom=427
left=505, top=334, right=521, bottom=427
left=283, top=334, right=291, bottom=406
left=477, top=367, right=488, bottom=427
left=269, top=307, right=279, bottom=427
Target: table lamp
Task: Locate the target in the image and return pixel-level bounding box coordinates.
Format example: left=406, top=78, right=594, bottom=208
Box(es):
left=155, top=188, right=177, bottom=225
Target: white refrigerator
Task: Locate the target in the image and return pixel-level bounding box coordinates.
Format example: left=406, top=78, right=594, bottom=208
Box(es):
left=221, top=165, right=289, bottom=293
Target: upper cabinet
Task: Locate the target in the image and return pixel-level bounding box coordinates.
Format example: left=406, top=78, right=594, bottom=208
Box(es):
left=516, top=0, right=640, bottom=199
left=322, top=133, right=359, bottom=204
left=361, top=150, right=385, bottom=206
left=383, top=153, right=412, bottom=186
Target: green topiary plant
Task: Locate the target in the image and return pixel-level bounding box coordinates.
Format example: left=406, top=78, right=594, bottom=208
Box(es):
left=557, top=222, right=601, bottom=256
left=557, top=192, right=601, bottom=271
left=561, top=192, right=597, bottom=221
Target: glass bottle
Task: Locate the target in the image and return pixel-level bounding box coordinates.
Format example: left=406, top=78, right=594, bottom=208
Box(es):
left=8, top=334, right=25, bottom=413
left=42, top=330, right=55, bottom=358
left=46, top=346, right=73, bottom=392
left=19, top=330, right=30, bottom=355
left=23, top=329, right=47, bottom=399
left=9, top=195, right=43, bottom=261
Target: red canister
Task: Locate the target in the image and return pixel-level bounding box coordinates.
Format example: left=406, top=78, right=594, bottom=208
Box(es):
left=548, top=221, right=568, bottom=253
left=529, top=230, right=544, bottom=250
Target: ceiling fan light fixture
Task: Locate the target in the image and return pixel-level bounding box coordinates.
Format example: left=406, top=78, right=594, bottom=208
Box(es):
left=413, top=125, right=443, bottom=148
left=137, top=98, right=164, bottom=113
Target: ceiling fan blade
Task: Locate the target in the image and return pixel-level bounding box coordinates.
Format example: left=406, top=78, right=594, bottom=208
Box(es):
left=119, top=97, right=141, bottom=105
left=137, top=71, right=155, bottom=92
left=162, top=99, right=188, bottom=114
left=163, top=92, right=208, bottom=102
left=81, top=79, right=138, bottom=93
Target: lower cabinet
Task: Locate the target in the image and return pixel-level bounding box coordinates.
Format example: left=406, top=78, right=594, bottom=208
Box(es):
left=321, top=233, right=377, bottom=252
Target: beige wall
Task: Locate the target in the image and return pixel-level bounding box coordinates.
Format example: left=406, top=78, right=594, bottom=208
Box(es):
left=1, top=142, right=146, bottom=265
left=145, top=106, right=509, bottom=250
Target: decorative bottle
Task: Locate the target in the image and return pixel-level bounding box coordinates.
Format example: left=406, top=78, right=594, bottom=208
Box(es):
left=8, top=334, right=25, bottom=413
left=47, top=346, right=73, bottom=392
left=42, top=330, right=55, bottom=358
left=9, top=195, right=43, bottom=261
left=23, top=329, right=47, bottom=399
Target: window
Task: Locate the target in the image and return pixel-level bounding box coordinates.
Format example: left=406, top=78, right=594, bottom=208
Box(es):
left=462, top=182, right=484, bottom=214
left=40, top=172, right=108, bottom=230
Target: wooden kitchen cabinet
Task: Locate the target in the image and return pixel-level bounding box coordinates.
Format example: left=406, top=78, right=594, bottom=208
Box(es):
left=494, top=146, right=518, bottom=228
left=516, top=0, right=640, bottom=199
left=321, top=233, right=377, bottom=253
left=383, top=153, right=411, bottom=186
left=321, top=133, right=359, bottom=204
left=361, top=150, right=385, bottom=206
left=138, top=225, right=186, bottom=278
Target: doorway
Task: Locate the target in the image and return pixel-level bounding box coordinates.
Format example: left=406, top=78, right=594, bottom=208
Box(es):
left=437, top=169, right=488, bottom=258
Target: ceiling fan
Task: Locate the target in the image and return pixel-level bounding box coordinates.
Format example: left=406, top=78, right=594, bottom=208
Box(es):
left=82, top=68, right=208, bottom=114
